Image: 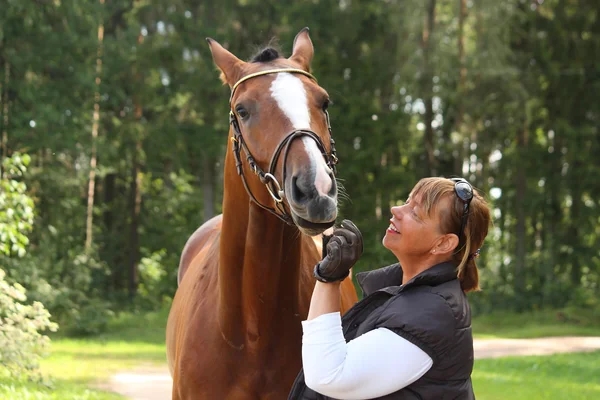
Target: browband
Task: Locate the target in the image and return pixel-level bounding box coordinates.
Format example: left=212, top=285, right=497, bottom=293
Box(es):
left=230, top=68, right=317, bottom=101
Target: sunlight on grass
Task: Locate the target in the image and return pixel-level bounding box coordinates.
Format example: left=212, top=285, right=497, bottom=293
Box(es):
left=2, top=307, right=599, bottom=399
left=42, top=339, right=166, bottom=379
left=0, top=308, right=169, bottom=399
left=0, top=369, right=123, bottom=400
left=473, top=351, right=600, bottom=400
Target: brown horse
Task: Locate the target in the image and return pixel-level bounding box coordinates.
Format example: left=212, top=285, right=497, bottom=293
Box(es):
left=166, top=28, right=358, bottom=399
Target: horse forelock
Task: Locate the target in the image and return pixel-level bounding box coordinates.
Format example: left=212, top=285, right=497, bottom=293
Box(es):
left=250, top=47, right=282, bottom=63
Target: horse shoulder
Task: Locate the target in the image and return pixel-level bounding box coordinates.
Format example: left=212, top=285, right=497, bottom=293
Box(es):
left=177, top=214, right=223, bottom=285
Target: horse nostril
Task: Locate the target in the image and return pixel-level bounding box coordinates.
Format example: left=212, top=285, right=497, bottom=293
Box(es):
left=292, top=176, right=309, bottom=204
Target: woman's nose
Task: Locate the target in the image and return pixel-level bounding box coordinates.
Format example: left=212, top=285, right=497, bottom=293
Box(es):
left=391, top=206, right=402, bottom=218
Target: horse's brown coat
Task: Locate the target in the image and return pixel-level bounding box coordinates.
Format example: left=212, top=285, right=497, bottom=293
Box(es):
left=166, top=30, right=358, bottom=399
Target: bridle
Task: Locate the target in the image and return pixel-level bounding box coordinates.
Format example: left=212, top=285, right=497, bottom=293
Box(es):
left=228, top=68, right=338, bottom=225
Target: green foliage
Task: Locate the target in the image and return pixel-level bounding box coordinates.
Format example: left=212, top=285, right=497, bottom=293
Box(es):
left=1, top=156, right=112, bottom=336
left=0, top=154, right=58, bottom=377
left=0, top=309, right=169, bottom=399
left=2, top=243, right=114, bottom=336
left=136, top=249, right=168, bottom=308
left=0, top=154, right=34, bottom=257
left=0, top=0, right=598, bottom=318
left=0, top=269, right=58, bottom=377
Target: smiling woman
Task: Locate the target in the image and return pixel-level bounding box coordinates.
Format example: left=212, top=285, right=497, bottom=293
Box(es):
left=289, top=177, right=492, bottom=400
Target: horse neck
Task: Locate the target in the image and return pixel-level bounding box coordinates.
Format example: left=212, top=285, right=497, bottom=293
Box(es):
left=217, top=147, right=308, bottom=349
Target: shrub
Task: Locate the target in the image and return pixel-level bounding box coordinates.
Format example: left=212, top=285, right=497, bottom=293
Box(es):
left=0, top=153, right=58, bottom=377
left=0, top=153, right=34, bottom=257
left=0, top=268, right=58, bottom=376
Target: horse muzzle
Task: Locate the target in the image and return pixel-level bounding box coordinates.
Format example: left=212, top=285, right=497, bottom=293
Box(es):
left=286, top=172, right=338, bottom=236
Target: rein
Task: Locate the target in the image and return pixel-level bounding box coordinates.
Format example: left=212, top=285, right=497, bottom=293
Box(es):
left=228, top=68, right=338, bottom=225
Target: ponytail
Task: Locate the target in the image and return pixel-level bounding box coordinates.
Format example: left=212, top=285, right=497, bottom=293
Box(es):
left=454, top=199, right=489, bottom=293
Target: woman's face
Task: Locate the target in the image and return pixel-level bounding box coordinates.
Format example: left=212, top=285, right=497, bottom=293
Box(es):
left=383, top=193, right=449, bottom=259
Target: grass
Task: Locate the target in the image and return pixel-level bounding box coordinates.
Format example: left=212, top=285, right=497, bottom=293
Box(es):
left=1, top=306, right=598, bottom=399
left=472, top=307, right=600, bottom=339
left=473, top=351, right=600, bottom=400
left=0, top=308, right=169, bottom=400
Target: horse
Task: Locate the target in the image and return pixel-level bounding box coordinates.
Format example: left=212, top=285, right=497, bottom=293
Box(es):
left=166, top=28, right=358, bottom=400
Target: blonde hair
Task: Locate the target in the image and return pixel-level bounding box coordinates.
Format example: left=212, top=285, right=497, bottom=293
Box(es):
left=411, top=177, right=491, bottom=292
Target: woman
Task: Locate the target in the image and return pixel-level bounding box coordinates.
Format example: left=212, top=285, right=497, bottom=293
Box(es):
left=288, top=177, right=491, bottom=400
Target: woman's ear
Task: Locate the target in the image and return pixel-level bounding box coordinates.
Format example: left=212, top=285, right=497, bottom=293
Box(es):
left=434, top=233, right=459, bottom=256
left=288, top=27, right=314, bottom=71
left=206, top=38, right=245, bottom=86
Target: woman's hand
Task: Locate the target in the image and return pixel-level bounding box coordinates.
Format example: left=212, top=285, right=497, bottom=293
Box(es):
left=314, top=219, right=364, bottom=283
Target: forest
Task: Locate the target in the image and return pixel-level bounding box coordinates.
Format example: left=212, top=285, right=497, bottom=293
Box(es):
left=1, top=0, right=598, bottom=340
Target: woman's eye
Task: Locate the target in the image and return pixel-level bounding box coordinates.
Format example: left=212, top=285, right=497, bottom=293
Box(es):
left=236, top=106, right=249, bottom=120
left=410, top=207, right=419, bottom=218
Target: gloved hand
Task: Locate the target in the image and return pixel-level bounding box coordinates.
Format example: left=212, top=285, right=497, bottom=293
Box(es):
left=314, top=219, right=363, bottom=283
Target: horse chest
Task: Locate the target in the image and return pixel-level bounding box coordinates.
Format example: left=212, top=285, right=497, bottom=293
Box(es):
left=175, top=308, right=304, bottom=399
left=178, top=340, right=302, bottom=400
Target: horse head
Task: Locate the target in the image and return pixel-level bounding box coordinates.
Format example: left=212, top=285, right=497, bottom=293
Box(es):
left=207, top=28, right=338, bottom=236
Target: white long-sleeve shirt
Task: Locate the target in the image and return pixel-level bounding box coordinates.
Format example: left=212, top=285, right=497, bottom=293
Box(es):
left=302, top=312, right=433, bottom=400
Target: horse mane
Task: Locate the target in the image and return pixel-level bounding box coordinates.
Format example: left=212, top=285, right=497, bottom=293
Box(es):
left=250, top=46, right=282, bottom=63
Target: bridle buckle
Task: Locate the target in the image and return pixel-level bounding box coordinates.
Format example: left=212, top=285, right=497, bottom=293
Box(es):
left=263, top=173, right=284, bottom=203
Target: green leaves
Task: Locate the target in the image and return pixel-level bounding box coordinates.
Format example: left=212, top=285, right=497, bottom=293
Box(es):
left=0, top=154, right=57, bottom=378
left=0, top=154, right=34, bottom=258
left=0, top=267, right=59, bottom=377
left=0, top=0, right=598, bottom=317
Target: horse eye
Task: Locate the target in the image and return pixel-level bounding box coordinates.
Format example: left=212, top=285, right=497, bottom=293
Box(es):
left=235, top=106, right=249, bottom=120
left=322, top=99, right=330, bottom=112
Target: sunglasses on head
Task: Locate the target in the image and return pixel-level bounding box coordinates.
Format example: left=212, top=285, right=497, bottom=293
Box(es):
left=450, top=178, right=474, bottom=248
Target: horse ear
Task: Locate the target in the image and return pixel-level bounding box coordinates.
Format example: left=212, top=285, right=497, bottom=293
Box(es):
left=289, top=27, right=314, bottom=71
left=206, top=38, right=245, bottom=86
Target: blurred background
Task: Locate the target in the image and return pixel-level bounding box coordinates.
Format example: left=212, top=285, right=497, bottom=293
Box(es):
left=1, top=0, right=599, bottom=398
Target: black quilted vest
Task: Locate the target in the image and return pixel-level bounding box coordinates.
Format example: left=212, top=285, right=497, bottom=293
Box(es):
left=288, top=262, right=475, bottom=400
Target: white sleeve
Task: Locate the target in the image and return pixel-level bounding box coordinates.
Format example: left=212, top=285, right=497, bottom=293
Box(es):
left=302, top=312, right=433, bottom=400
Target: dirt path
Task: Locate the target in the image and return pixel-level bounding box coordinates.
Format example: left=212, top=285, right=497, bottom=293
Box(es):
left=103, top=336, right=600, bottom=400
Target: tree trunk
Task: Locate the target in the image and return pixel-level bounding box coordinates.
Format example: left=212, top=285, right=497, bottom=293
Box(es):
left=127, top=31, right=146, bottom=299
left=85, top=1, right=105, bottom=251
left=456, top=0, right=467, bottom=130
left=0, top=61, right=9, bottom=179
left=202, top=155, right=215, bottom=222
left=543, top=133, right=561, bottom=305
left=103, top=173, right=116, bottom=231
left=454, top=0, right=467, bottom=177
left=569, top=160, right=582, bottom=287
left=422, top=0, right=437, bottom=177
left=128, top=133, right=142, bottom=298
left=514, top=121, right=528, bottom=311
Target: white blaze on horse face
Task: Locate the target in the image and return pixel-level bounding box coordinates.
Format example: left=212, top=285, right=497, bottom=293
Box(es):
left=270, top=73, right=333, bottom=197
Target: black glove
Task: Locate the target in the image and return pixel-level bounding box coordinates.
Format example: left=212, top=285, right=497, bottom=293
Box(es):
left=314, top=219, right=363, bottom=283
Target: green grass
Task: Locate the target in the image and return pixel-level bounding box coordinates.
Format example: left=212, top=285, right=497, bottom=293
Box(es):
left=0, top=308, right=169, bottom=400
left=2, top=306, right=599, bottom=399
left=473, top=351, right=600, bottom=400
left=472, top=308, right=600, bottom=338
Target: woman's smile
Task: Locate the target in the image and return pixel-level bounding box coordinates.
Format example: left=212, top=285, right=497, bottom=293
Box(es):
left=387, top=219, right=400, bottom=234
